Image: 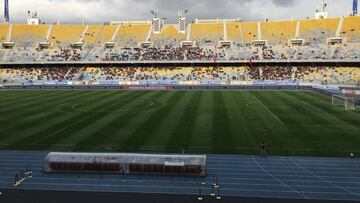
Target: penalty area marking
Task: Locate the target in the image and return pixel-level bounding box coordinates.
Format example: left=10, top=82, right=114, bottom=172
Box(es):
left=252, top=95, right=286, bottom=127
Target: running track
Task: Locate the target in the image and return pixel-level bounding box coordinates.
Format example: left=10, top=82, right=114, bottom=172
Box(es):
left=0, top=151, right=360, bottom=201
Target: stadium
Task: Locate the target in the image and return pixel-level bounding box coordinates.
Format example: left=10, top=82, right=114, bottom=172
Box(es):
left=0, top=0, right=360, bottom=202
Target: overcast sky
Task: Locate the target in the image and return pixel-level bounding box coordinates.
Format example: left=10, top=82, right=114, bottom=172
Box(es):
left=1, top=0, right=355, bottom=24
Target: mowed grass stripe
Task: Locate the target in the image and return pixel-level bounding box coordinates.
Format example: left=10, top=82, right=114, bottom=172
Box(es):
left=0, top=90, right=97, bottom=131
left=0, top=90, right=66, bottom=117
left=247, top=92, right=295, bottom=150
left=166, top=91, right=202, bottom=152
left=0, top=90, right=112, bottom=145
left=211, top=91, right=236, bottom=153
left=141, top=91, right=189, bottom=148
left=118, top=91, right=182, bottom=151
left=36, top=91, right=138, bottom=149
left=0, top=90, right=56, bottom=103
left=94, top=91, right=169, bottom=151
left=6, top=91, right=122, bottom=150
left=270, top=92, right=359, bottom=154
left=229, top=91, right=257, bottom=148
left=188, top=91, right=213, bottom=149
left=0, top=91, right=109, bottom=142
left=0, top=90, right=360, bottom=156
left=64, top=91, right=153, bottom=151
left=296, top=91, right=360, bottom=126
left=289, top=92, right=360, bottom=130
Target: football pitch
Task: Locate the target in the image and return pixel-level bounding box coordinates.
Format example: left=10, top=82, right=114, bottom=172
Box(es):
left=0, top=90, right=359, bottom=157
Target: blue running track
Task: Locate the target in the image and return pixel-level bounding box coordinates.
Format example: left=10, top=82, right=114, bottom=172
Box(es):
left=0, top=151, right=359, bottom=201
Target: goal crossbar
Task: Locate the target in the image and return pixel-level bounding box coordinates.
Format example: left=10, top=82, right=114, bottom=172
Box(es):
left=332, top=94, right=356, bottom=111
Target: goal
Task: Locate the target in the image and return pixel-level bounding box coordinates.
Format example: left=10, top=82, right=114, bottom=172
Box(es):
left=332, top=95, right=356, bottom=111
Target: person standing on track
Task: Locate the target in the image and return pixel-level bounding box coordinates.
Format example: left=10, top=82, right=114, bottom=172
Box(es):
left=260, top=142, right=268, bottom=157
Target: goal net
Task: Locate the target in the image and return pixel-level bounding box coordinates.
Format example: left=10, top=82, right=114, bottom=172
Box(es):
left=332, top=95, right=356, bottom=111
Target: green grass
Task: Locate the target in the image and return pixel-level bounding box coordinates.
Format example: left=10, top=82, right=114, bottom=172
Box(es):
left=0, top=90, right=359, bottom=157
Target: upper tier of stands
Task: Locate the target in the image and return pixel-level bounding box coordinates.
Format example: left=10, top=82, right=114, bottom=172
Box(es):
left=48, top=25, right=85, bottom=47
left=341, top=16, right=360, bottom=43
left=12, top=24, right=49, bottom=47
left=114, top=24, right=151, bottom=47
left=1, top=16, right=360, bottom=49
left=190, top=23, right=224, bottom=46
left=299, top=17, right=340, bottom=44
left=151, top=25, right=186, bottom=47
left=261, top=21, right=297, bottom=45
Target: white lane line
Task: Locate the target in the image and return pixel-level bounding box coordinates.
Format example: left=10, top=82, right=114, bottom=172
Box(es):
left=289, top=157, right=360, bottom=198
left=252, top=95, right=286, bottom=127
left=252, top=156, right=308, bottom=199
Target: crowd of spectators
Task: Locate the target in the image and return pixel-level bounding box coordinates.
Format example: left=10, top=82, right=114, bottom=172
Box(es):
left=2, top=66, right=359, bottom=85
left=1, top=43, right=360, bottom=63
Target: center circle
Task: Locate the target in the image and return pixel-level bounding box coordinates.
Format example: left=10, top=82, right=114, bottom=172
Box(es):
left=70, top=98, right=157, bottom=113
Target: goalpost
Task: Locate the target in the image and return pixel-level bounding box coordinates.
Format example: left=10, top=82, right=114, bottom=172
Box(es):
left=332, top=94, right=356, bottom=111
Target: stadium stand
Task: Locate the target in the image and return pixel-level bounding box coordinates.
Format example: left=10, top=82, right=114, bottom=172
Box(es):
left=226, top=22, right=242, bottom=44
left=0, top=16, right=359, bottom=63
left=1, top=66, right=359, bottom=85
left=151, top=25, right=186, bottom=47
left=114, top=24, right=151, bottom=47
left=241, top=22, right=258, bottom=45
left=84, top=25, right=117, bottom=47
left=190, top=22, right=224, bottom=46
left=48, top=25, right=85, bottom=47
left=299, top=18, right=340, bottom=44
left=341, top=16, right=360, bottom=43
left=11, top=24, right=49, bottom=47
left=0, top=23, right=9, bottom=43
left=261, top=20, right=297, bottom=45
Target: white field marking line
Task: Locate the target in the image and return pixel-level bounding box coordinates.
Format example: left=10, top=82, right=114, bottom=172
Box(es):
left=2, top=180, right=355, bottom=196
left=71, top=103, right=87, bottom=112
left=252, top=156, right=308, bottom=199
left=56, top=104, right=69, bottom=114
left=6, top=187, right=360, bottom=202
left=4, top=174, right=360, bottom=190
left=15, top=178, right=360, bottom=199
left=288, top=157, right=360, bottom=198
left=35, top=101, right=122, bottom=144
left=8, top=174, right=360, bottom=190
left=1, top=171, right=360, bottom=186
left=0, top=185, right=358, bottom=202
left=246, top=101, right=268, bottom=112
left=252, top=95, right=286, bottom=126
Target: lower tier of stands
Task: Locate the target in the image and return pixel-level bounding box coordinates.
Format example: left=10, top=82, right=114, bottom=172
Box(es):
left=1, top=66, right=359, bottom=85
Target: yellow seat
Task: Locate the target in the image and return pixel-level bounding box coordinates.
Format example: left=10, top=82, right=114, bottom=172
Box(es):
left=12, top=24, right=49, bottom=47
left=151, top=25, right=185, bottom=46
left=48, top=25, right=85, bottom=47
left=115, top=24, right=151, bottom=47
left=227, top=22, right=241, bottom=44
left=0, top=24, right=9, bottom=42
left=261, top=21, right=296, bottom=45
left=241, top=22, right=258, bottom=45
left=299, top=18, right=339, bottom=44
left=341, top=16, right=360, bottom=43
left=191, top=23, right=224, bottom=45
left=84, top=25, right=116, bottom=46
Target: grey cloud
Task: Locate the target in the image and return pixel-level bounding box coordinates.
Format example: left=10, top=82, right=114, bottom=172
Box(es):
left=5, top=0, right=350, bottom=24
